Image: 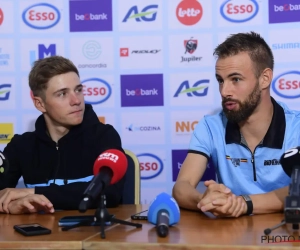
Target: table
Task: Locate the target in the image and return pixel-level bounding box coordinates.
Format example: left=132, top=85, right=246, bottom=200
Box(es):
left=0, top=207, right=133, bottom=249
left=1, top=205, right=300, bottom=249
left=84, top=205, right=300, bottom=250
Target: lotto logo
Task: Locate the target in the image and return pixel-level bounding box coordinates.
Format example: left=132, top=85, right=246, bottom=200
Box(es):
left=176, top=0, right=203, bottom=25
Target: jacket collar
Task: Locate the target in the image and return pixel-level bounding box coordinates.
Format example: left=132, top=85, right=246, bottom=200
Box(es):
left=225, top=97, right=285, bottom=149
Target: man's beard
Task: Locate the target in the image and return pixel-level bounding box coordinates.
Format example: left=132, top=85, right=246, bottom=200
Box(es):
left=222, top=82, right=261, bottom=123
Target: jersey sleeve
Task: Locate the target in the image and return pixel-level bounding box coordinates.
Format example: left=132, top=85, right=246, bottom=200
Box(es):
left=188, top=116, right=213, bottom=159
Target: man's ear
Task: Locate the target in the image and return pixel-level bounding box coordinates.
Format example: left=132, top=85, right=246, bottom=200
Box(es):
left=260, top=68, right=273, bottom=90
left=32, top=95, right=46, bottom=113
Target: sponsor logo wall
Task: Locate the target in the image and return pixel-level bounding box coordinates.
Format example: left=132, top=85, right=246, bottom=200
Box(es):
left=1, top=0, right=300, bottom=203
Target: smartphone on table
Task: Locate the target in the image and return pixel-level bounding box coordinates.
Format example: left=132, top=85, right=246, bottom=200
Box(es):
left=13, top=223, right=51, bottom=236
left=58, top=215, right=112, bottom=227
left=131, top=210, right=148, bottom=220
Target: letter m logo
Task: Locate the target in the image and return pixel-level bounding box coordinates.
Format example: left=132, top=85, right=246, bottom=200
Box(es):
left=38, top=44, right=56, bottom=59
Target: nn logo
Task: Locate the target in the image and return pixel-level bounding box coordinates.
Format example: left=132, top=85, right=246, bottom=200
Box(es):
left=0, top=84, right=11, bottom=101
left=176, top=121, right=198, bottom=132
left=174, top=80, right=209, bottom=97
left=123, top=5, right=158, bottom=22
left=29, top=44, right=56, bottom=65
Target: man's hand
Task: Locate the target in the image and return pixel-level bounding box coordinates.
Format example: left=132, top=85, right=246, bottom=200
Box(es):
left=199, top=180, right=247, bottom=217
left=0, top=188, right=35, bottom=213
left=209, top=194, right=247, bottom=217
left=197, top=180, right=231, bottom=211
left=7, top=194, right=54, bottom=215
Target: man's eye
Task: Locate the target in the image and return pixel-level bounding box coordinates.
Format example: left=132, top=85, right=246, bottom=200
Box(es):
left=217, top=79, right=224, bottom=84
left=232, top=78, right=241, bottom=82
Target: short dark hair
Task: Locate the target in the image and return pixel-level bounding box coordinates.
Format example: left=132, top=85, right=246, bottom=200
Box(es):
left=29, top=55, right=79, bottom=100
left=213, top=32, right=274, bottom=77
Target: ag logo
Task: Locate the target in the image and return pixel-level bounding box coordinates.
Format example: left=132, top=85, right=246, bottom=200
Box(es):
left=174, top=80, right=209, bottom=97
left=123, top=5, right=158, bottom=22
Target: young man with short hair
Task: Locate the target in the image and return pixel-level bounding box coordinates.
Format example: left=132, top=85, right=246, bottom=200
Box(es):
left=0, top=56, right=125, bottom=214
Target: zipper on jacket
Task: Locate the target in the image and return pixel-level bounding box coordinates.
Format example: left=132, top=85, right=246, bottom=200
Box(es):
left=250, top=153, right=257, bottom=181
left=240, top=143, right=259, bottom=182
left=53, top=143, right=60, bottom=184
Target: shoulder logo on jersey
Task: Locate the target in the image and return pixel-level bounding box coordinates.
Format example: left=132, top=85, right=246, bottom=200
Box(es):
left=226, top=155, right=247, bottom=167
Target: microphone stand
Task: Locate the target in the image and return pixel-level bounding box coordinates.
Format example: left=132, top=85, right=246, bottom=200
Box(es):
left=62, top=192, right=142, bottom=239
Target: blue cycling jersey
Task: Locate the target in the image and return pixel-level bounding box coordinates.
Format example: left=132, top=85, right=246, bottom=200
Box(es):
left=189, top=98, right=300, bottom=195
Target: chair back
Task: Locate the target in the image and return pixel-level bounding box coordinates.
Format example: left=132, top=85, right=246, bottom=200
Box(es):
left=122, top=149, right=140, bottom=204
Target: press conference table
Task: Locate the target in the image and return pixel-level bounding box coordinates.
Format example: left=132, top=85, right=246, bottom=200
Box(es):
left=1, top=205, right=300, bottom=250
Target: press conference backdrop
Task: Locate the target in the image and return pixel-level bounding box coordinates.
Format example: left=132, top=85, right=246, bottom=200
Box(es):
left=0, top=0, right=300, bottom=204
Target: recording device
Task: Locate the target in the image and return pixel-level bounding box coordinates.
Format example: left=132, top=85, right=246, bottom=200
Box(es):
left=13, top=223, right=51, bottom=236
left=264, top=147, right=300, bottom=235
left=148, top=192, right=180, bottom=237
left=79, top=149, right=128, bottom=212
left=280, top=147, right=300, bottom=224
left=0, top=150, right=8, bottom=174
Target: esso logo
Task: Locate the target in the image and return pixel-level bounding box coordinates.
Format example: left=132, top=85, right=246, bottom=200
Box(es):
left=176, top=0, right=203, bottom=26
left=272, top=71, right=300, bottom=99
left=220, top=0, right=259, bottom=23
left=82, top=78, right=111, bottom=104
left=138, top=153, right=163, bottom=180
left=22, top=3, right=61, bottom=29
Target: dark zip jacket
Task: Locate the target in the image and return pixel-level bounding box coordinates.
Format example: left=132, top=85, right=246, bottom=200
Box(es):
left=0, top=104, right=125, bottom=210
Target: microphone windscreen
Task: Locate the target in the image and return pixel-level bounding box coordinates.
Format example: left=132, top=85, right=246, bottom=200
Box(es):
left=148, top=192, right=180, bottom=226
left=93, top=149, right=128, bottom=184
left=0, top=151, right=8, bottom=174
left=280, top=147, right=300, bottom=177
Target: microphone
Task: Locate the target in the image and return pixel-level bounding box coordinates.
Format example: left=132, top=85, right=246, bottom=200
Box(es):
left=148, top=192, right=180, bottom=237
left=0, top=150, right=9, bottom=175
left=79, top=149, right=127, bottom=212
left=280, top=147, right=300, bottom=224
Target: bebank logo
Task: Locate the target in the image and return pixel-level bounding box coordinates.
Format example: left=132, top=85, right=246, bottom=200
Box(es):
left=121, top=74, right=164, bottom=107
left=172, top=149, right=215, bottom=182
left=69, top=0, right=112, bottom=32
left=176, top=0, right=203, bottom=25
left=220, top=0, right=259, bottom=23
left=269, top=1, right=300, bottom=24
left=272, top=71, right=300, bottom=99
left=137, top=153, right=163, bottom=180
left=123, top=5, right=158, bottom=22
left=82, top=78, right=111, bottom=104
left=174, top=80, right=209, bottom=97
left=22, top=3, right=60, bottom=29
left=0, top=8, right=4, bottom=26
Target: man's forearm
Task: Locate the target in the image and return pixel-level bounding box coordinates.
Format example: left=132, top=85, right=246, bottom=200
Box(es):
left=250, top=186, right=288, bottom=214
left=173, top=181, right=203, bottom=211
